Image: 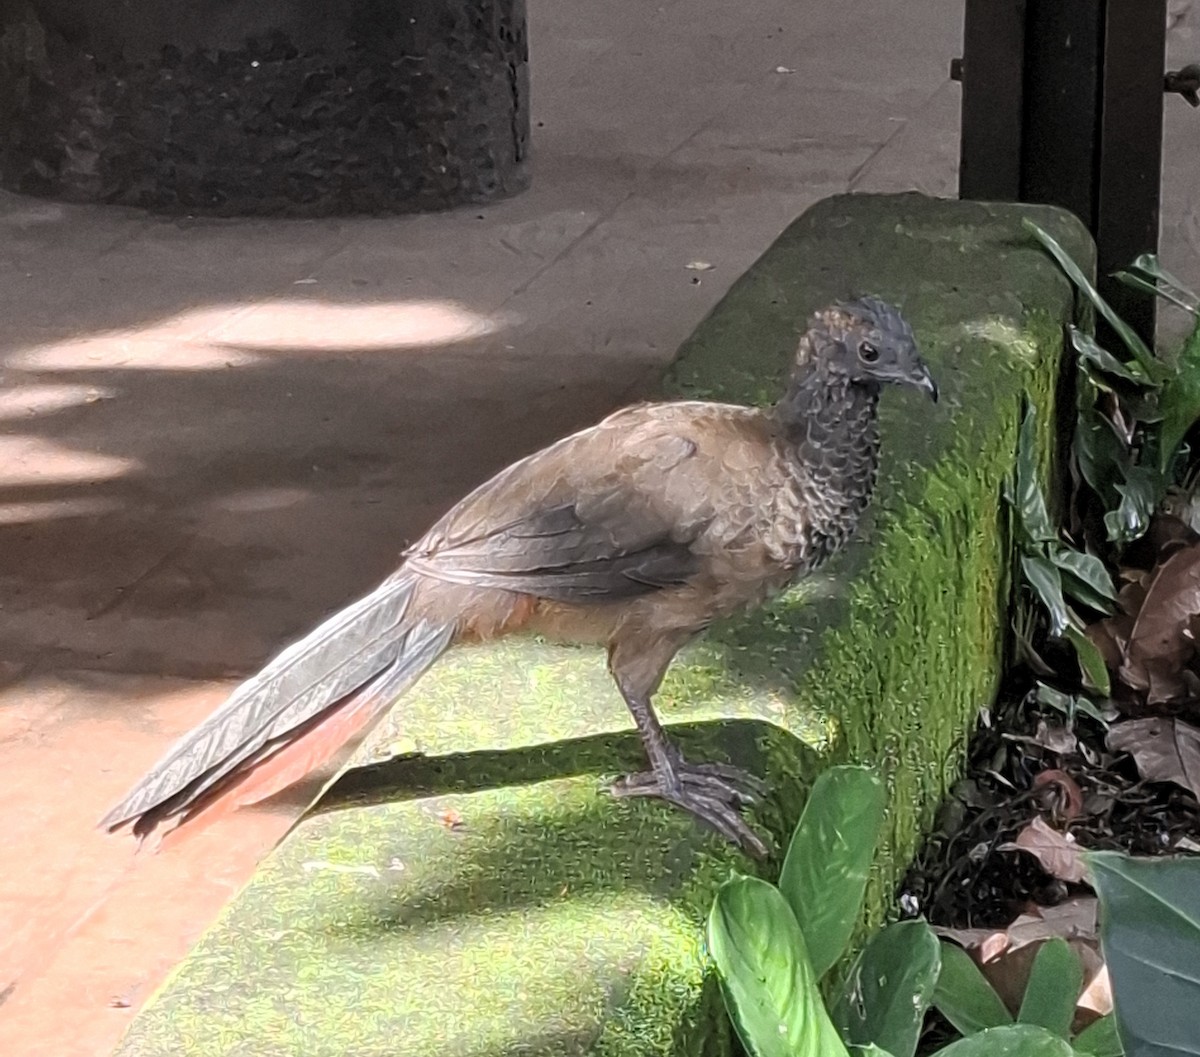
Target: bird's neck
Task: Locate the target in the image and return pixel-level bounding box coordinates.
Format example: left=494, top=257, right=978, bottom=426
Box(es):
left=772, top=361, right=882, bottom=530
left=774, top=359, right=881, bottom=447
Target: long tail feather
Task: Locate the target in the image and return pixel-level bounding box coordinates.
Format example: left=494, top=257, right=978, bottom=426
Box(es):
left=100, top=571, right=453, bottom=837
left=152, top=619, right=455, bottom=845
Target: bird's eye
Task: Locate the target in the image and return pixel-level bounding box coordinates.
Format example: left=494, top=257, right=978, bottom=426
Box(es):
left=858, top=341, right=880, bottom=363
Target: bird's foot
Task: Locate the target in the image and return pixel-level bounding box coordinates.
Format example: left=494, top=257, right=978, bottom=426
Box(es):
left=610, top=756, right=771, bottom=859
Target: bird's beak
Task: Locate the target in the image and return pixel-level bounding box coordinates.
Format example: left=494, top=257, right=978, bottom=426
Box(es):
left=911, top=364, right=938, bottom=403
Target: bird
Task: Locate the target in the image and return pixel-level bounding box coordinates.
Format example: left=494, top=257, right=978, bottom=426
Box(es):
left=100, top=296, right=936, bottom=860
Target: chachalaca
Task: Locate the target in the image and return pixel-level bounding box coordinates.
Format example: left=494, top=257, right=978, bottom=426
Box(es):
left=100, top=296, right=936, bottom=859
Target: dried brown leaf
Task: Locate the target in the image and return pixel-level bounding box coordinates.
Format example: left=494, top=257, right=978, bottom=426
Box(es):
left=931, top=897, right=1099, bottom=961
left=1121, top=512, right=1197, bottom=574
left=1106, top=716, right=1200, bottom=798
left=1120, top=541, right=1200, bottom=702
left=1032, top=768, right=1085, bottom=821
left=1076, top=961, right=1113, bottom=1019
left=1085, top=617, right=1125, bottom=673
left=1088, top=572, right=1148, bottom=682
left=1000, top=816, right=1090, bottom=884
left=1008, top=898, right=1099, bottom=946
left=1143, top=509, right=1200, bottom=556
left=978, top=941, right=1041, bottom=1014
left=936, top=900, right=1101, bottom=1021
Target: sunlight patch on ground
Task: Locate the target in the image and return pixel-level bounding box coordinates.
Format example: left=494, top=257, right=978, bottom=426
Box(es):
left=206, top=298, right=507, bottom=351
left=0, top=436, right=139, bottom=485
left=0, top=496, right=123, bottom=524
left=206, top=487, right=311, bottom=513
left=0, top=383, right=117, bottom=419
left=5, top=335, right=261, bottom=372
left=2, top=299, right=507, bottom=373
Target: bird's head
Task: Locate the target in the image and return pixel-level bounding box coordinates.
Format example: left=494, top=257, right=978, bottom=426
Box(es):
left=807, top=296, right=937, bottom=402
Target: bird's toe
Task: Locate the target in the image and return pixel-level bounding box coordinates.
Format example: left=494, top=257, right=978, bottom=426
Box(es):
left=608, top=760, right=771, bottom=859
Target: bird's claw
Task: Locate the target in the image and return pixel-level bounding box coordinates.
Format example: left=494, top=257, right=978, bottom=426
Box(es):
left=610, top=758, right=771, bottom=859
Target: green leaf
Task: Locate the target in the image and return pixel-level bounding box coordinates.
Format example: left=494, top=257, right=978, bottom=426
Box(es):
left=1103, top=464, right=1163, bottom=543
left=1020, top=554, right=1070, bottom=636
left=1073, top=379, right=1129, bottom=504
left=1156, top=332, right=1200, bottom=471
left=708, top=876, right=850, bottom=1057
left=778, top=766, right=887, bottom=981
left=832, top=921, right=941, bottom=1057
left=849, top=1047, right=896, bottom=1057
left=1016, top=937, right=1082, bottom=1037
left=1048, top=546, right=1117, bottom=601
left=1035, top=682, right=1075, bottom=716
left=933, top=1023, right=1076, bottom=1056
left=1087, top=851, right=1200, bottom=1057
left=1010, top=405, right=1057, bottom=544
left=1072, top=1014, right=1125, bottom=1057
left=1117, top=254, right=1200, bottom=316
left=1065, top=622, right=1112, bottom=696
left=1023, top=218, right=1160, bottom=377
left=1069, top=326, right=1153, bottom=385
left=933, top=941, right=1013, bottom=1036
left=1050, top=544, right=1117, bottom=612
left=1035, top=682, right=1110, bottom=728
left=1113, top=271, right=1200, bottom=318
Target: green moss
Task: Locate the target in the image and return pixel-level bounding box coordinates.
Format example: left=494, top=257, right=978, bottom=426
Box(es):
left=113, top=194, right=1092, bottom=1057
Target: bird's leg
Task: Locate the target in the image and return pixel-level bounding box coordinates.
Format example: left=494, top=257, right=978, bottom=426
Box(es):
left=607, top=639, right=770, bottom=858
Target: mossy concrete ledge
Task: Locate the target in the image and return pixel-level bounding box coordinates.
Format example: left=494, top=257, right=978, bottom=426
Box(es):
left=114, top=194, right=1092, bottom=1057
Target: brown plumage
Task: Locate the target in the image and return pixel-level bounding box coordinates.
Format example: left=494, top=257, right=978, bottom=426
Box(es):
left=100, top=296, right=936, bottom=859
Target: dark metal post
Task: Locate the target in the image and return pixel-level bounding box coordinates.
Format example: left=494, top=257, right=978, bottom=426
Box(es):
left=956, top=0, right=1169, bottom=346
left=957, top=0, right=1026, bottom=200
left=1095, top=0, right=1167, bottom=341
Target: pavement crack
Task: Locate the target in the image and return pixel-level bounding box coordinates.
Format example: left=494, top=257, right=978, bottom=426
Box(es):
left=85, top=543, right=189, bottom=621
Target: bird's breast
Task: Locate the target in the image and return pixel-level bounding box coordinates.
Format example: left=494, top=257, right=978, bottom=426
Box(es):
left=764, top=431, right=879, bottom=573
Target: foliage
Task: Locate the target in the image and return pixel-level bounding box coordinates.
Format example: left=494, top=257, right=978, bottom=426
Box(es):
left=1011, top=225, right=1200, bottom=736
left=1022, top=221, right=1200, bottom=547
left=705, top=767, right=1170, bottom=1057
left=1087, top=852, right=1200, bottom=1057
left=778, top=766, right=888, bottom=979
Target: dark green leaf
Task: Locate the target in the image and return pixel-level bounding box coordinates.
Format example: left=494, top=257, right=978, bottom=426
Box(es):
left=1117, top=254, right=1200, bottom=316
left=933, top=940, right=1013, bottom=1035
left=1011, top=405, right=1057, bottom=544
left=1103, top=464, right=1163, bottom=543
left=1020, top=554, right=1070, bottom=636
left=1048, top=546, right=1117, bottom=601
left=848, top=1047, right=895, bottom=1057
left=1087, top=851, right=1200, bottom=1057
left=1035, top=682, right=1110, bottom=728
left=1066, top=622, right=1113, bottom=697
left=779, top=766, right=887, bottom=981
left=1156, top=329, right=1200, bottom=471
left=1073, top=384, right=1129, bottom=506
left=1036, top=682, right=1075, bottom=715
left=933, top=1024, right=1076, bottom=1056
left=1072, top=1013, right=1125, bottom=1057
left=1016, top=937, right=1082, bottom=1037
left=1127, top=254, right=1197, bottom=293
left=1058, top=574, right=1116, bottom=617
left=1050, top=544, right=1117, bottom=611
left=1113, top=271, right=1200, bottom=318
left=832, top=921, right=941, bottom=1057
left=1023, top=219, right=1160, bottom=377
left=707, top=876, right=849, bottom=1057
left=1123, top=386, right=1165, bottom=425
left=1069, top=326, right=1153, bottom=385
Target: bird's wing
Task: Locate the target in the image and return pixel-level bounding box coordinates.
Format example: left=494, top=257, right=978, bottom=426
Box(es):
left=406, top=408, right=716, bottom=602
